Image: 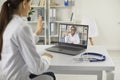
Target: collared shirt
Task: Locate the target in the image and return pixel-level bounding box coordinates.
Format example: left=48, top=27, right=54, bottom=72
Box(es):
left=1, top=15, right=51, bottom=80
left=65, top=33, right=80, bottom=44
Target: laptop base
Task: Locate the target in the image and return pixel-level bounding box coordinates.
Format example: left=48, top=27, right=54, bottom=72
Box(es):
left=45, top=45, right=86, bottom=56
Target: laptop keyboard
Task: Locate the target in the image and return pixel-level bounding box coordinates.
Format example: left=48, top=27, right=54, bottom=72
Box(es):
left=54, top=45, right=83, bottom=51
left=46, top=45, right=86, bottom=56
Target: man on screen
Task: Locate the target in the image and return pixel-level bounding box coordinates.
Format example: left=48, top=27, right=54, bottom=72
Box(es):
left=64, top=26, right=80, bottom=44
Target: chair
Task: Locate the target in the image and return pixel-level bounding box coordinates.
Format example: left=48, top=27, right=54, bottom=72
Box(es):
left=31, top=75, right=53, bottom=80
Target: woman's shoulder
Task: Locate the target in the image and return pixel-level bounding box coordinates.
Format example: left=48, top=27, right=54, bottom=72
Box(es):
left=13, top=15, right=30, bottom=29
left=11, top=15, right=31, bottom=35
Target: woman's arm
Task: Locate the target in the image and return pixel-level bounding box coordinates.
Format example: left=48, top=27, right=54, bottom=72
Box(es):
left=33, top=16, right=43, bottom=43
left=35, top=16, right=43, bottom=35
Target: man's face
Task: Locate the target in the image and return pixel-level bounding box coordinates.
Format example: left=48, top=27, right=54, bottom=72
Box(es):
left=71, top=27, right=76, bottom=35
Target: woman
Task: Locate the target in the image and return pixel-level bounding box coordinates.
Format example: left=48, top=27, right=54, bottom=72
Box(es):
left=0, top=0, right=55, bottom=80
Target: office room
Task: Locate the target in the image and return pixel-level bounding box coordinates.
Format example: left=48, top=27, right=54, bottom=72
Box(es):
left=0, top=0, right=120, bottom=80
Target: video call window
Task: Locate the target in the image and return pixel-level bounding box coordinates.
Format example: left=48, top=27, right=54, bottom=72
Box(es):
left=59, top=24, right=88, bottom=45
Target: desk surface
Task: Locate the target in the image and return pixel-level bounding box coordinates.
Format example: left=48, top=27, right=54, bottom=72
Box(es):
left=36, top=45, right=115, bottom=72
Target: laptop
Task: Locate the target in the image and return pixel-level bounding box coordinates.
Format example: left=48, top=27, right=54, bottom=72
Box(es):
left=46, top=23, right=89, bottom=56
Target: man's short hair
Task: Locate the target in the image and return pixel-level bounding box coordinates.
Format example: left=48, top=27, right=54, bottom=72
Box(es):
left=71, top=26, right=76, bottom=31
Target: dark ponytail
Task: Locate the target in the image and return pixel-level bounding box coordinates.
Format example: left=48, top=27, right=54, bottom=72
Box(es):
left=0, top=0, right=31, bottom=60
left=0, top=1, right=11, bottom=60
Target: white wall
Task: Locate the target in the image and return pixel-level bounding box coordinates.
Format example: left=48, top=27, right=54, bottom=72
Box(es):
left=72, top=0, right=120, bottom=50
left=0, top=0, right=120, bottom=50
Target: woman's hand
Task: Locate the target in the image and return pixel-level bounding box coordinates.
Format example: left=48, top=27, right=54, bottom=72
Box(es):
left=35, top=16, right=43, bottom=35
left=42, top=53, right=53, bottom=59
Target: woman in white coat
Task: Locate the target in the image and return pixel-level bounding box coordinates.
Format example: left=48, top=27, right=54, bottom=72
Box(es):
left=0, top=0, right=55, bottom=80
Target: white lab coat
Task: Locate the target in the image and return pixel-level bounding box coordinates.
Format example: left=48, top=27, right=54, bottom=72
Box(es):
left=1, top=15, right=51, bottom=80
left=65, top=33, right=80, bottom=44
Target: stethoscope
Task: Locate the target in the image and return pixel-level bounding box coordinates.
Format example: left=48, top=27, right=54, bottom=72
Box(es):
left=74, top=52, right=106, bottom=62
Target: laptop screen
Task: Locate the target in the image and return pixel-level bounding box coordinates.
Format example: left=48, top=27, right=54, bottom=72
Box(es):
left=58, top=23, right=89, bottom=48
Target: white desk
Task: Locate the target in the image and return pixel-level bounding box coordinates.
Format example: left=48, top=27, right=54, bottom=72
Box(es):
left=36, top=45, right=115, bottom=80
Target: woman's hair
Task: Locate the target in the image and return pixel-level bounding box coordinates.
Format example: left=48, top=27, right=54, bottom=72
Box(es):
left=0, top=0, right=30, bottom=60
